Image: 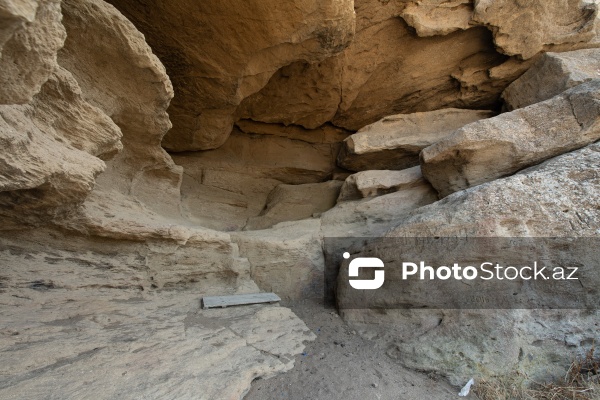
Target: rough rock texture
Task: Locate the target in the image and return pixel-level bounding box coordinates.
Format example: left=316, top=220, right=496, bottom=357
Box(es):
left=422, top=80, right=600, bottom=197
left=340, top=141, right=600, bottom=385
left=401, top=0, right=599, bottom=59
left=337, top=167, right=428, bottom=202
left=0, top=2, right=320, bottom=396
left=2, top=0, right=600, bottom=396
left=245, top=181, right=343, bottom=231
left=233, top=219, right=325, bottom=300
left=105, top=0, right=356, bottom=151
left=0, top=67, right=121, bottom=227
left=269, top=23, right=507, bottom=133
left=0, top=0, right=65, bottom=105
left=470, top=0, right=598, bottom=60
left=59, top=0, right=184, bottom=223
left=100, top=1, right=514, bottom=150
left=321, top=186, right=439, bottom=238
left=105, top=0, right=600, bottom=152
left=503, top=48, right=600, bottom=110
left=400, top=0, right=473, bottom=37
left=172, top=124, right=347, bottom=231
left=0, top=233, right=315, bottom=400
left=237, top=58, right=345, bottom=130
left=338, top=109, right=494, bottom=171
left=0, top=0, right=39, bottom=55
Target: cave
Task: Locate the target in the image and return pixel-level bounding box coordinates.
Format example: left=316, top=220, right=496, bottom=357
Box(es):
left=1, top=0, right=600, bottom=398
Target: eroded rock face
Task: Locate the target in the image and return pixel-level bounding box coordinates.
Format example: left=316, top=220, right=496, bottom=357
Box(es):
left=245, top=181, right=343, bottom=231
left=400, top=0, right=473, bottom=37
left=337, top=167, right=428, bottom=202
left=471, top=0, right=598, bottom=60
left=0, top=67, right=121, bottom=228
left=341, top=142, right=600, bottom=385
left=105, top=0, right=600, bottom=152
left=403, top=0, right=599, bottom=58
left=0, top=0, right=39, bottom=55
left=1, top=0, right=600, bottom=396
left=105, top=0, right=355, bottom=151
left=338, top=109, right=494, bottom=171
left=59, top=0, right=184, bottom=223
left=503, top=48, right=600, bottom=110
left=0, top=232, right=315, bottom=400
left=255, top=21, right=508, bottom=133
left=172, top=124, right=347, bottom=231
left=233, top=219, right=325, bottom=300
left=0, top=0, right=65, bottom=104
left=421, top=80, right=600, bottom=197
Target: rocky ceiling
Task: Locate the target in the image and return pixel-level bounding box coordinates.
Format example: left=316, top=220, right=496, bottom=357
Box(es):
left=105, top=0, right=599, bottom=152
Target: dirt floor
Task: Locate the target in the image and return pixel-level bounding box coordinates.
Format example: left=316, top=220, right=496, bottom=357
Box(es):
left=244, top=298, right=476, bottom=400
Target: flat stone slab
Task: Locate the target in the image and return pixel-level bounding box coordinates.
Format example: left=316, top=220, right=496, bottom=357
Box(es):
left=202, top=293, right=281, bottom=309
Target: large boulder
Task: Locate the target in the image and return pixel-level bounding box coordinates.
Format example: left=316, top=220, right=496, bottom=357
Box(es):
left=421, top=80, right=600, bottom=197
left=340, top=141, right=600, bottom=385
left=321, top=185, right=438, bottom=238
left=503, top=48, right=600, bottom=110
left=338, top=109, right=493, bottom=171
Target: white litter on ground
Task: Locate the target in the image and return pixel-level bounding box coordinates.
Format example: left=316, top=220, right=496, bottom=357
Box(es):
left=458, top=378, right=475, bottom=397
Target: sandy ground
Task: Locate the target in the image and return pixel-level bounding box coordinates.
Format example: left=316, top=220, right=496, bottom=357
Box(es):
left=245, top=299, right=476, bottom=400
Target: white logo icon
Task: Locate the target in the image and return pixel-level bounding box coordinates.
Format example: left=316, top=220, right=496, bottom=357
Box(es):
left=344, top=252, right=385, bottom=290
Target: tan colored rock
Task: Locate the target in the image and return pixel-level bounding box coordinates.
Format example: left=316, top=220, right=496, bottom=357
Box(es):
left=325, top=23, right=507, bottom=131
left=421, top=80, right=600, bottom=197
left=245, top=181, right=342, bottom=231
left=0, top=0, right=38, bottom=55
left=103, top=0, right=600, bottom=150
left=172, top=127, right=342, bottom=231
left=237, top=58, right=344, bottom=129
left=321, top=185, right=438, bottom=238
left=237, top=4, right=509, bottom=133
left=338, top=109, right=494, bottom=171
left=503, top=48, right=600, bottom=110
left=472, top=0, right=598, bottom=60
left=0, top=231, right=315, bottom=400
left=59, top=0, right=183, bottom=222
left=337, top=167, right=428, bottom=202
left=236, top=119, right=351, bottom=144
left=0, top=67, right=121, bottom=227
left=106, top=0, right=355, bottom=151
left=401, top=0, right=473, bottom=37
left=402, top=1, right=600, bottom=61
left=0, top=0, right=65, bottom=104
left=233, top=219, right=325, bottom=300
left=340, top=141, right=600, bottom=385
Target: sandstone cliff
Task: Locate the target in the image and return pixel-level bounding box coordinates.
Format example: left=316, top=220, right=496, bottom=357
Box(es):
left=1, top=0, right=600, bottom=398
